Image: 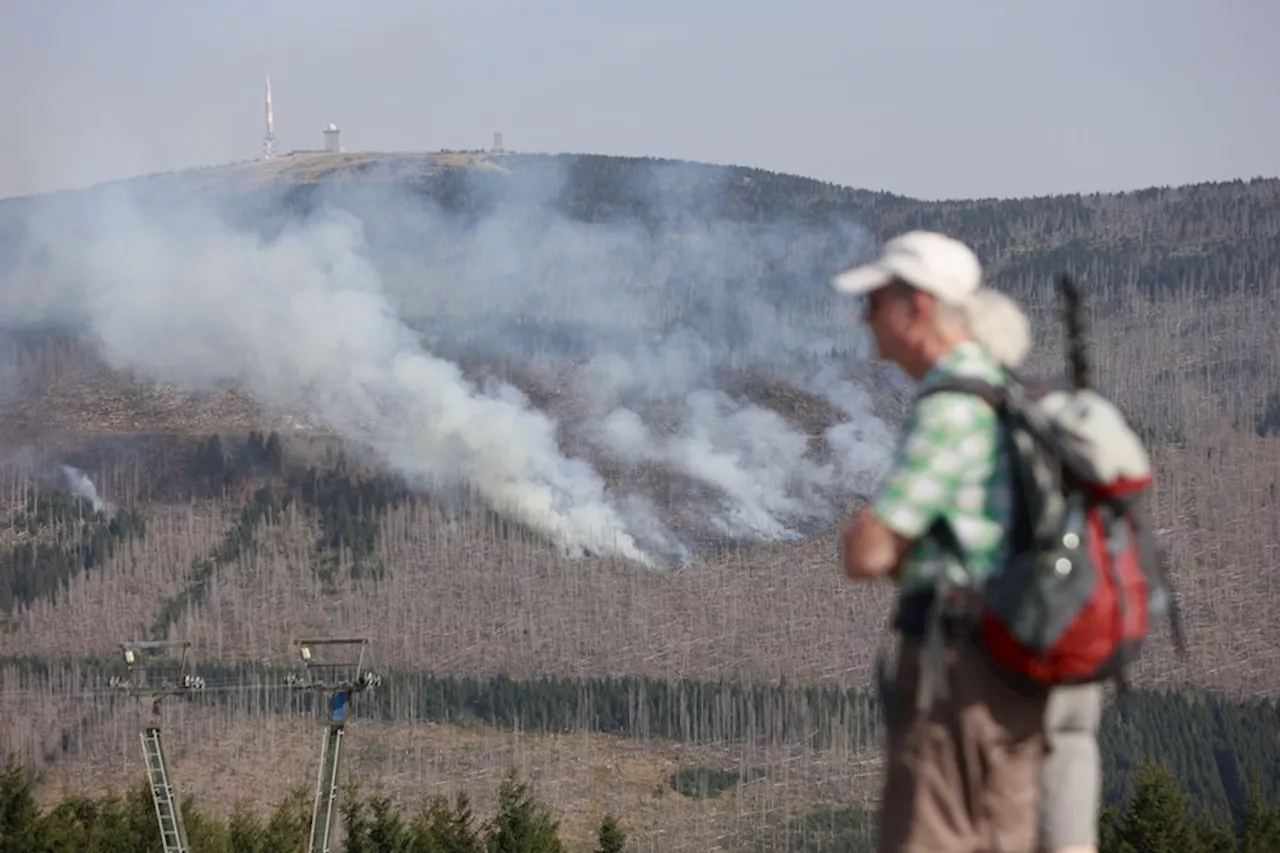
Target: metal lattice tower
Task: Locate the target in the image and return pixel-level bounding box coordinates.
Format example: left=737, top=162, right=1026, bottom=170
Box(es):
left=286, top=638, right=382, bottom=853
left=109, top=640, right=207, bottom=853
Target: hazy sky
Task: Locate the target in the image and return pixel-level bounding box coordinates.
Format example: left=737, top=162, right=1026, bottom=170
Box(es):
left=2, top=0, right=1275, bottom=201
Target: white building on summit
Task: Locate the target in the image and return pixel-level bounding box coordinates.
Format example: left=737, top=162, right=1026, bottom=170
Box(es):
left=324, top=123, right=342, bottom=153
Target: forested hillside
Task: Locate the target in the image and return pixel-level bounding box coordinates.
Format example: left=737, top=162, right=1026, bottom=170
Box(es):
left=0, top=151, right=1276, bottom=850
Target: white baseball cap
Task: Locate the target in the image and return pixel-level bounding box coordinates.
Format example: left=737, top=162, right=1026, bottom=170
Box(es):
left=831, top=230, right=983, bottom=304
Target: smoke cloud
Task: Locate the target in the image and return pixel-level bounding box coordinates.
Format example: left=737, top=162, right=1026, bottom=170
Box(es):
left=0, top=154, right=893, bottom=567
left=60, top=464, right=107, bottom=514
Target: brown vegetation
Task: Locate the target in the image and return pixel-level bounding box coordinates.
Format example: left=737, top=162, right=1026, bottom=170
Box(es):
left=2, top=279, right=1273, bottom=691
left=25, top=707, right=881, bottom=852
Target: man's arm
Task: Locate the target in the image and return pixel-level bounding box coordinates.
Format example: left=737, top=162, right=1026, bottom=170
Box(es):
left=842, top=505, right=913, bottom=580
left=841, top=392, right=994, bottom=583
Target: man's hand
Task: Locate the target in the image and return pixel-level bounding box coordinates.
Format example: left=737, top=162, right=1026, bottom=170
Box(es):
left=841, top=505, right=913, bottom=582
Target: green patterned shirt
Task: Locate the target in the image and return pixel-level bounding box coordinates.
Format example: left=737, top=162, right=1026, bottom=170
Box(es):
left=873, top=341, right=1016, bottom=593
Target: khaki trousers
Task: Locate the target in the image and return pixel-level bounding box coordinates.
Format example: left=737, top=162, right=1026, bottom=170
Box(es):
left=877, top=637, right=1049, bottom=853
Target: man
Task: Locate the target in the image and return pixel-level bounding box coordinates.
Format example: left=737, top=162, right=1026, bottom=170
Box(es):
left=833, top=230, right=1049, bottom=853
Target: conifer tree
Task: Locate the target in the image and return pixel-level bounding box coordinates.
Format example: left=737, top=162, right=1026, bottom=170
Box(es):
left=262, top=786, right=311, bottom=853
left=1111, top=760, right=1198, bottom=853
left=368, top=793, right=411, bottom=852
left=595, top=812, right=627, bottom=853
left=341, top=785, right=374, bottom=853
left=411, top=791, right=484, bottom=853
left=1240, top=784, right=1280, bottom=853
left=0, top=761, right=41, bottom=853
left=484, top=769, right=565, bottom=853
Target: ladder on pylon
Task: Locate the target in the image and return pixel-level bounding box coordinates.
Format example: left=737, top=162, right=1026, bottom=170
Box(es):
left=141, top=725, right=191, bottom=853
left=308, top=721, right=346, bottom=853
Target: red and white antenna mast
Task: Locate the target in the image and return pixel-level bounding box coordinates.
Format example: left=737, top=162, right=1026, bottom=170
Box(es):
left=262, top=74, right=277, bottom=159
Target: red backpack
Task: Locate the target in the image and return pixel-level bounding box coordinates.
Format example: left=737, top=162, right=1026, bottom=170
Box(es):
left=916, top=276, right=1186, bottom=697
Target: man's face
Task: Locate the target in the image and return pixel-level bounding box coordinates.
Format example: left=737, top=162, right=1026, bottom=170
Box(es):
left=862, top=280, right=921, bottom=366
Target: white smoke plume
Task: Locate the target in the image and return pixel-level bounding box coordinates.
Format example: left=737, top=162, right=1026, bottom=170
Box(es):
left=59, top=464, right=106, bottom=514
left=806, top=362, right=899, bottom=494
left=0, top=155, right=893, bottom=566
left=21, top=198, right=651, bottom=565
left=590, top=393, right=827, bottom=541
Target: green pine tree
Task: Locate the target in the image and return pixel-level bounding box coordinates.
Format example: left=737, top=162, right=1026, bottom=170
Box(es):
left=411, top=791, right=483, bottom=853
left=262, top=785, right=311, bottom=853
left=1191, top=812, right=1237, bottom=853
left=341, top=784, right=374, bottom=853
left=181, top=794, right=232, bottom=853
left=1240, top=783, right=1280, bottom=853
left=0, top=761, right=41, bottom=853
left=1099, top=802, right=1124, bottom=853
left=594, top=812, right=627, bottom=853
left=1114, top=760, right=1198, bottom=853
left=483, top=769, right=565, bottom=853
left=227, top=802, right=267, bottom=853
left=368, top=794, right=411, bottom=852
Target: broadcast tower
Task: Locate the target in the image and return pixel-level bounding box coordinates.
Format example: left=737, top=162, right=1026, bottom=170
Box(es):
left=262, top=75, right=277, bottom=159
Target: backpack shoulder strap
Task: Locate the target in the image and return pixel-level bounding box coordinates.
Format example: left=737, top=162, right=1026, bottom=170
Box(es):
left=904, top=377, right=1037, bottom=715
left=916, top=377, right=1009, bottom=410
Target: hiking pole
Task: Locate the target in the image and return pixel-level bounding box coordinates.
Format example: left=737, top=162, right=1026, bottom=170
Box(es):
left=1057, top=272, right=1191, bottom=663
left=1057, top=273, right=1092, bottom=392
